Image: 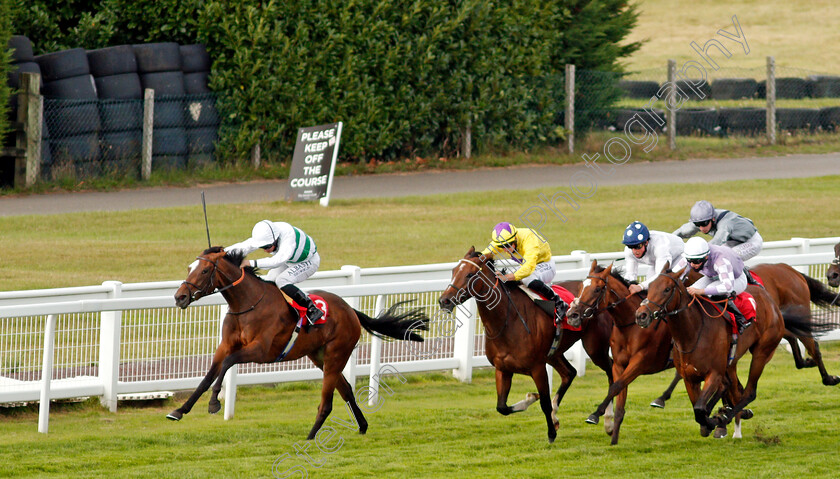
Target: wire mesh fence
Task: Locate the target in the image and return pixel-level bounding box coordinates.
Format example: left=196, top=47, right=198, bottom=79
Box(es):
left=39, top=92, right=221, bottom=181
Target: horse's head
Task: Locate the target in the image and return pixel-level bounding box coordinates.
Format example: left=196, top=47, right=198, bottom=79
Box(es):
left=635, top=261, right=686, bottom=328
left=438, top=246, right=497, bottom=313
left=174, top=247, right=238, bottom=309
left=827, top=242, right=840, bottom=288
left=567, top=260, right=615, bottom=328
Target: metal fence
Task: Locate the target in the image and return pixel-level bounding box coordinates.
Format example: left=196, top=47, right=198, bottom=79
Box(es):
left=1, top=236, right=838, bottom=433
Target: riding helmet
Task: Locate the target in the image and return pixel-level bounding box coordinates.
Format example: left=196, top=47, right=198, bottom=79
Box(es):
left=491, top=222, right=517, bottom=247
left=689, top=200, right=715, bottom=223
left=622, top=221, right=650, bottom=246
left=684, top=237, right=711, bottom=260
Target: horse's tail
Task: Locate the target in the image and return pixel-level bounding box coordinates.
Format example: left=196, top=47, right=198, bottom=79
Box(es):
left=797, top=271, right=840, bottom=308
left=354, top=300, right=430, bottom=342
left=781, top=307, right=836, bottom=338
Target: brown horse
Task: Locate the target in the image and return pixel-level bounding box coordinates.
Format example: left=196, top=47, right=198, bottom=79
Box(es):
left=566, top=261, right=675, bottom=445
left=170, top=247, right=429, bottom=439
left=827, top=242, right=840, bottom=288
left=752, top=263, right=840, bottom=385
left=438, top=247, right=613, bottom=443
left=635, top=263, right=798, bottom=438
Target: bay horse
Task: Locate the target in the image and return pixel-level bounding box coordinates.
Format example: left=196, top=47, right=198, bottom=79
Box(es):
left=827, top=242, right=840, bottom=288
left=752, top=263, right=840, bottom=385
left=635, top=263, right=813, bottom=438
left=170, top=247, right=430, bottom=440
left=566, top=261, right=675, bottom=445
left=438, top=247, right=614, bottom=443
left=650, top=261, right=840, bottom=413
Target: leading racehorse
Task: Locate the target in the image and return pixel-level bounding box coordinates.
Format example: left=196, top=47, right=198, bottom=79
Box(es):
left=438, top=247, right=613, bottom=443
left=170, top=247, right=430, bottom=439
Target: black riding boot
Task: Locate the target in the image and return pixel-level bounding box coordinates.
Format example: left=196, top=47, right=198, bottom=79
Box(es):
left=280, top=284, right=323, bottom=329
left=529, top=279, right=567, bottom=324
left=727, top=298, right=750, bottom=335
left=743, top=266, right=760, bottom=286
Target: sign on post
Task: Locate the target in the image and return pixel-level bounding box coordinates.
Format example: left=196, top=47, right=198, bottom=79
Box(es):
left=287, top=122, right=343, bottom=206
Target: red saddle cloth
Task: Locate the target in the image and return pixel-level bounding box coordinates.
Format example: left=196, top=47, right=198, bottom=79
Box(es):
left=750, top=271, right=765, bottom=286
left=287, top=294, right=329, bottom=326
left=537, top=285, right=580, bottom=331
left=714, top=292, right=757, bottom=334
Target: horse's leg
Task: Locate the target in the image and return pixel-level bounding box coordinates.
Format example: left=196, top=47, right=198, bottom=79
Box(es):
left=797, top=335, right=840, bottom=385
left=724, top=345, right=775, bottom=424
left=547, top=353, right=577, bottom=430
left=166, top=343, right=231, bottom=420
left=495, top=369, right=533, bottom=415
left=693, top=373, right=723, bottom=437
left=588, top=353, right=649, bottom=425
left=785, top=335, right=813, bottom=369
left=334, top=373, right=368, bottom=435
left=609, top=383, right=629, bottom=446
left=530, top=364, right=558, bottom=443
left=651, top=370, right=681, bottom=408
left=207, top=341, right=270, bottom=414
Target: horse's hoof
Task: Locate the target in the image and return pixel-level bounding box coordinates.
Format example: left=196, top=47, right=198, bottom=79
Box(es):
left=740, top=409, right=754, bottom=420
left=553, top=420, right=560, bottom=431
left=714, top=427, right=728, bottom=439
left=585, top=414, right=600, bottom=425
left=823, top=375, right=840, bottom=386
left=700, top=426, right=710, bottom=437
left=166, top=411, right=182, bottom=421
left=208, top=400, right=221, bottom=414
left=650, top=398, right=666, bottom=409
left=527, top=392, right=540, bottom=401
left=547, top=434, right=556, bottom=444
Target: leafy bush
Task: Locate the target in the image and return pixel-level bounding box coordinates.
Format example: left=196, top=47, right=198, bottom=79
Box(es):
left=0, top=0, right=17, bottom=140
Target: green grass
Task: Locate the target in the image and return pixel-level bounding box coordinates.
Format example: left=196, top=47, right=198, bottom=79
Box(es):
left=2, top=343, right=839, bottom=478
left=1, top=174, right=839, bottom=291
left=623, top=0, right=840, bottom=74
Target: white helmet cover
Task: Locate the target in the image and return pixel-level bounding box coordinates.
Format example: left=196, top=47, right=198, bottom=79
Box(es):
left=684, top=236, right=711, bottom=259
left=251, top=220, right=277, bottom=248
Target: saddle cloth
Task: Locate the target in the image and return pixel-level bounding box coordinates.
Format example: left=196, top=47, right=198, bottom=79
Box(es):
left=519, top=284, right=581, bottom=331
left=712, top=292, right=757, bottom=335
left=280, top=292, right=329, bottom=325
left=750, top=271, right=765, bottom=286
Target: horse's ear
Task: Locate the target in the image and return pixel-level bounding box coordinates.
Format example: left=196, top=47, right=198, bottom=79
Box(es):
left=590, top=259, right=598, bottom=271
left=605, top=262, right=614, bottom=276
left=468, top=245, right=476, bottom=256
left=661, top=260, right=671, bottom=273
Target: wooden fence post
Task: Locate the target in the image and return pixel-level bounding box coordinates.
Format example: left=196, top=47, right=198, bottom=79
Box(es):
left=667, top=60, right=677, bottom=150
left=251, top=143, right=261, bottom=168
left=17, top=72, right=42, bottom=187
left=766, top=56, right=776, bottom=145
left=565, top=64, right=575, bottom=154
left=141, top=89, right=154, bottom=180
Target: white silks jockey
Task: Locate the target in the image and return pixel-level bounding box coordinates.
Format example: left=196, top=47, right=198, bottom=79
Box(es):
left=620, top=221, right=685, bottom=295
left=225, top=220, right=323, bottom=328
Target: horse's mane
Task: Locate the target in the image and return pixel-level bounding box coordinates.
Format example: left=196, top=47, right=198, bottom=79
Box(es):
left=203, top=246, right=262, bottom=279
left=592, top=264, right=633, bottom=289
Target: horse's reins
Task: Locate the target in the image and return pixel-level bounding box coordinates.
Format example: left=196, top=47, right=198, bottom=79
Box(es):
left=182, top=255, right=264, bottom=314
left=452, top=258, right=531, bottom=338
left=578, top=274, right=635, bottom=320
left=639, top=273, right=717, bottom=355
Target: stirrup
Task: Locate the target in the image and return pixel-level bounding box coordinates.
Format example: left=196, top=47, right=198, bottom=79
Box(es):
left=306, top=306, right=324, bottom=324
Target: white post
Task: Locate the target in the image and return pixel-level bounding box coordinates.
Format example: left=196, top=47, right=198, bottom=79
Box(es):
left=340, top=264, right=361, bottom=389
left=38, top=314, right=58, bottom=433
left=791, top=238, right=811, bottom=274
left=218, top=305, right=238, bottom=420
left=99, top=281, right=123, bottom=412
left=319, top=122, right=343, bottom=207
left=367, top=295, right=386, bottom=406
left=452, top=298, right=477, bottom=382
left=667, top=59, right=677, bottom=150
left=141, top=89, right=154, bottom=180
left=766, top=56, right=776, bottom=145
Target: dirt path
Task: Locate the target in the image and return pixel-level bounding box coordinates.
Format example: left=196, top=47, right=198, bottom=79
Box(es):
left=1, top=153, right=838, bottom=217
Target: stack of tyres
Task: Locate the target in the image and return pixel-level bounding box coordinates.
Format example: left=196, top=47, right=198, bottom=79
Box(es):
left=181, top=44, right=219, bottom=168
left=88, top=45, right=143, bottom=176
left=5, top=35, right=52, bottom=182
left=134, top=42, right=187, bottom=171
left=36, top=47, right=102, bottom=177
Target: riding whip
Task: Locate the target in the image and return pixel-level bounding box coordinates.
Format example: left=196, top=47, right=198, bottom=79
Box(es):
left=201, top=191, right=211, bottom=247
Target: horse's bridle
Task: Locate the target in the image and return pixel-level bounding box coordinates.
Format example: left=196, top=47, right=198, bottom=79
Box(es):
left=577, top=274, right=633, bottom=320
left=181, top=255, right=246, bottom=302
left=638, top=273, right=690, bottom=322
